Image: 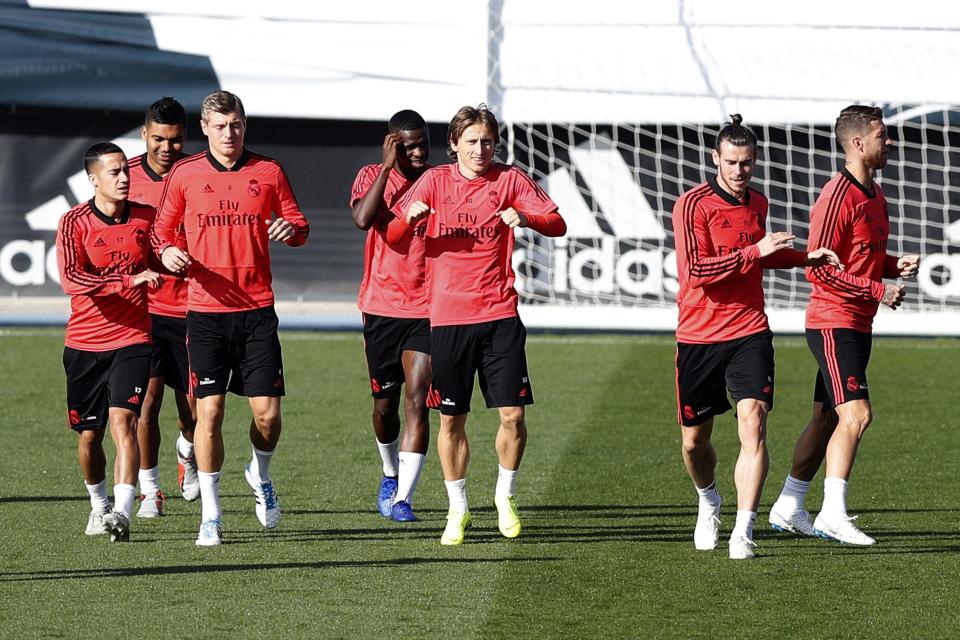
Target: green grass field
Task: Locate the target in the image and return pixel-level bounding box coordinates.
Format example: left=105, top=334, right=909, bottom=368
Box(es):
left=2, top=328, right=959, bottom=639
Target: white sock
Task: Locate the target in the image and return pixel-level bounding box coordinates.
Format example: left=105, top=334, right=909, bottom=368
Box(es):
left=394, top=452, right=425, bottom=504
left=695, top=481, right=722, bottom=509
left=495, top=465, right=518, bottom=498
left=444, top=478, right=468, bottom=513
left=85, top=479, right=111, bottom=513
left=138, top=466, right=160, bottom=496
left=248, top=445, right=275, bottom=484
left=732, top=510, right=757, bottom=540
left=198, top=471, right=222, bottom=522
left=176, top=434, right=194, bottom=459
left=775, top=474, right=811, bottom=513
left=113, top=483, right=137, bottom=519
left=821, top=477, right=849, bottom=518
left=377, top=436, right=400, bottom=477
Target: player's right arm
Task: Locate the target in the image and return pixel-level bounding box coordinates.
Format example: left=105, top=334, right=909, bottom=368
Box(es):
left=56, top=212, right=161, bottom=295
left=351, top=133, right=403, bottom=230
left=150, top=167, right=191, bottom=273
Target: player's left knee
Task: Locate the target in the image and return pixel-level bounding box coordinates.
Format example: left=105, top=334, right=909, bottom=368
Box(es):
left=499, top=407, right=526, bottom=431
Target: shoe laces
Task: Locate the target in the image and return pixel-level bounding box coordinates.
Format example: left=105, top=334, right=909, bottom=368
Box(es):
left=731, top=535, right=757, bottom=549
left=260, top=482, right=277, bottom=509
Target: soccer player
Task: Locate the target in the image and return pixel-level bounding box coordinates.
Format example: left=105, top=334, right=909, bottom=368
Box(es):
left=768, top=105, right=919, bottom=545
left=350, top=110, right=432, bottom=522
left=672, top=115, right=840, bottom=559
left=128, top=96, right=198, bottom=517
left=391, top=104, right=566, bottom=545
left=56, top=142, right=162, bottom=542
left=151, top=90, right=310, bottom=546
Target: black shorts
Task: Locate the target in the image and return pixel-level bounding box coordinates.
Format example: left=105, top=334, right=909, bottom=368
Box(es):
left=63, top=343, right=151, bottom=432
left=428, top=316, right=533, bottom=416
left=806, top=328, right=872, bottom=410
left=150, top=314, right=190, bottom=394
left=362, top=313, right=430, bottom=398
left=675, top=330, right=775, bottom=427
left=186, top=306, right=285, bottom=399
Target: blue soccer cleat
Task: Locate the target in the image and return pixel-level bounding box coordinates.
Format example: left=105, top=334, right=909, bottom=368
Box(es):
left=390, top=500, right=417, bottom=522
left=377, top=476, right=398, bottom=517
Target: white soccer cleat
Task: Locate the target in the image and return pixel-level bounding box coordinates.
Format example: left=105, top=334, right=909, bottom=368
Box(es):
left=136, top=491, right=167, bottom=518
left=85, top=510, right=110, bottom=536
left=729, top=535, right=757, bottom=560
left=244, top=465, right=281, bottom=528
left=769, top=505, right=816, bottom=537
left=195, top=518, right=223, bottom=547
left=813, top=513, right=876, bottom=546
left=694, top=498, right=722, bottom=550
left=102, top=511, right=131, bottom=542
left=178, top=450, right=200, bottom=502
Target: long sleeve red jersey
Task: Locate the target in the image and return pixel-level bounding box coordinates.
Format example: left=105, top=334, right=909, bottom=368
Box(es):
left=350, top=163, right=429, bottom=319
left=672, top=176, right=806, bottom=344
left=150, top=150, right=309, bottom=313
left=394, top=163, right=565, bottom=327
left=129, top=153, right=188, bottom=318
left=56, top=200, right=153, bottom=351
left=805, top=168, right=900, bottom=331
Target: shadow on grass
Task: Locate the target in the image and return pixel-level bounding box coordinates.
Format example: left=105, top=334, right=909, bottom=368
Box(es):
left=0, top=493, right=251, bottom=505
left=0, top=555, right=560, bottom=583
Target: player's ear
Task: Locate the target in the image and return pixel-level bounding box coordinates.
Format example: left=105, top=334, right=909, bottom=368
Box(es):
left=140, top=126, right=148, bottom=141
left=88, top=172, right=98, bottom=188
left=711, top=148, right=721, bottom=167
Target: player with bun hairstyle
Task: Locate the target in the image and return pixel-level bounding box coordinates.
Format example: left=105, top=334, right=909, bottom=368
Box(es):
left=671, top=115, right=840, bottom=559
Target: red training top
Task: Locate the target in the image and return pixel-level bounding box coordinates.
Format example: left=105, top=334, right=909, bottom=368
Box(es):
left=350, top=163, right=430, bottom=318
left=129, top=153, right=188, bottom=318
left=805, top=168, right=900, bottom=332
left=672, top=176, right=806, bottom=344
left=56, top=199, right=153, bottom=351
left=394, top=163, right=565, bottom=327
left=151, top=150, right=309, bottom=313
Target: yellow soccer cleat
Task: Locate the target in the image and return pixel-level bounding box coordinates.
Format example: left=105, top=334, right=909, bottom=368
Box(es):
left=440, top=509, right=472, bottom=546
left=495, top=495, right=522, bottom=539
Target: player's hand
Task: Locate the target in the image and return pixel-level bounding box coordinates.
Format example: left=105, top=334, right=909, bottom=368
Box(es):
left=267, top=217, right=295, bottom=242
left=406, top=201, right=433, bottom=226
left=755, top=232, right=795, bottom=257
left=499, top=207, right=528, bottom=229
left=132, top=270, right=162, bottom=289
left=897, top=254, right=920, bottom=278
left=805, top=247, right=843, bottom=269
left=161, top=246, right=191, bottom=273
left=881, top=284, right=905, bottom=310
left=382, top=132, right=403, bottom=169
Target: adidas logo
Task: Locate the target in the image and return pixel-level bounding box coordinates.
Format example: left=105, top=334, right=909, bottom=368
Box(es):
left=442, top=195, right=454, bottom=205
left=93, top=238, right=106, bottom=247
left=127, top=394, right=140, bottom=405
left=720, top=218, right=732, bottom=229
left=202, top=184, right=214, bottom=193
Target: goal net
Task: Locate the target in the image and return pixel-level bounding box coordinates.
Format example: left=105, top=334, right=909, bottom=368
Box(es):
left=506, top=106, right=960, bottom=335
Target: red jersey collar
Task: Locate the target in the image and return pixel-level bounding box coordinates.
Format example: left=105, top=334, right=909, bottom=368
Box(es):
left=447, top=162, right=502, bottom=183
left=708, top=174, right=751, bottom=206
left=88, top=199, right=130, bottom=226
left=840, top=167, right=876, bottom=198
left=206, top=149, right=251, bottom=172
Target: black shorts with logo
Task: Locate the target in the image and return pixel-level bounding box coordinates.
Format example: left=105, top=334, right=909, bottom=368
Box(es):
left=63, top=343, right=151, bottom=432
left=150, top=314, right=190, bottom=394
left=675, top=330, right=775, bottom=427
left=186, top=306, right=285, bottom=399
left=362, top=313, right=430, bottom=398
left=428, top=316, right=533, bottom=416
left=806, top=327, right=872, bottom=410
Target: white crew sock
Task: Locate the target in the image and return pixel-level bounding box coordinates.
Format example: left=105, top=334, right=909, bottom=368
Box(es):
left=394, top=452, right=426, bottom=504
left=176, top=433, right=194, bottom=459
left=138, top=466, right=160, bottom=496
left=731, top=510, right=757, bottom=540
left=376, top=436, right=400, bottom=477
left=444, top=478, right=468, bottom=513
left=495, top=465, right=518, bottom=498
left=247, top=445, right=275, bottom=484
left=113, top=483, right=137, bottom=519
left=821, top=477, right=849, bottom=518
left=695, top=481, right=722, bottom=509
left=775, top=474, right=812, bottom=513
left=198, top=471, right=222, bottom=522
left=85, top=479, right=111, bottom=513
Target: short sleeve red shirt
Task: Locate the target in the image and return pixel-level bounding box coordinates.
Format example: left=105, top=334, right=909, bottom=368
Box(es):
left=350, top=163, right=428, bottom=318
left=129, top=153, right=187, bottom=318
left=56, top=200, right=153, bottom=351
left=150, top=150, right=309, bottom=313
left=395, top=163, right=559, bottom=327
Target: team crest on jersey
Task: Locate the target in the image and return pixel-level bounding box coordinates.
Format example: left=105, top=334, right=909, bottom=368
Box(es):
left=134, top=228, right=147, bottom=247
left=488, top=190, right=500, bottom=209
left=682, top=405, right=696, bottom=421
left=68, top=409, right=82, bottom=426
left=247, top=179, right=261, bottom=197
